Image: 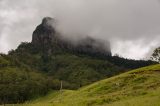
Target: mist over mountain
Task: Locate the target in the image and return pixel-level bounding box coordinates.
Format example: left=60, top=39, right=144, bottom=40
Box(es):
left=8, top=17, right=156, bottom=82
left=1, top=0, right=160, bottom=105
left=32, top=17, right=112, bottom=56
left=1, top=0, right=160, bottom=59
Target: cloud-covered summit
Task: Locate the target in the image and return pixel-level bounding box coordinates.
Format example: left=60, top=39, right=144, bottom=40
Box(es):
left=0, top=0, right=160, bottom=59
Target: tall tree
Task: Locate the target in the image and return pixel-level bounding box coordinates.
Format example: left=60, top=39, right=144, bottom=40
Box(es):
left=151, top=47, right=160, bottom=63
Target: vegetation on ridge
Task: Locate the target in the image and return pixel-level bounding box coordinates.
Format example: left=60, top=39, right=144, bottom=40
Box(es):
left=0, top=39, right=156, bottom=104
left=0, top=40, right=156, bottom=104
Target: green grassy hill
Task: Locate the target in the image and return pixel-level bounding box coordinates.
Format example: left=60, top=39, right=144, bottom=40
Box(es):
left=11, top=64, right=160, bottom=106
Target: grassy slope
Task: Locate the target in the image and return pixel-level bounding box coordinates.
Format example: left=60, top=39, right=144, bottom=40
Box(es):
left=11, top=64, right=160, bottom=106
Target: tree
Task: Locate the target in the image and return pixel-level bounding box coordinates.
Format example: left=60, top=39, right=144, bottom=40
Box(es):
left=151, top=47, right=160, bottom=63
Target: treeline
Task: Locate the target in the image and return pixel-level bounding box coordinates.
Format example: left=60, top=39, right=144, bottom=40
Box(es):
left=105, top=55, right=156, bottom=69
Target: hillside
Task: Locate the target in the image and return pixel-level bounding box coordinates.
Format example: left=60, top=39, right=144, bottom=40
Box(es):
left=7, top=17, right=155, bottom=89
left=16, top=64, right=160, bottom=106
left=0, top=17, right=156, bottom=104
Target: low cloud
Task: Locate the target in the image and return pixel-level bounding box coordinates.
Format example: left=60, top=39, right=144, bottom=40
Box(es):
left=0, top=0, right=160, bottom=59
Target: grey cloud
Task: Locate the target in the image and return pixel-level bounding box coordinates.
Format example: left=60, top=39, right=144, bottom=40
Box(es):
left=0, top=0, right=160, bottom=59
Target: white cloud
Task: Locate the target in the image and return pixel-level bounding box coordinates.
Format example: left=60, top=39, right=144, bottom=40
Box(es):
left=112, top=39, right=160, bottom=59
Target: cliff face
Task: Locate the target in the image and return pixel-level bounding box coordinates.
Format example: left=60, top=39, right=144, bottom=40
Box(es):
left=32, top=17, right=112, bottom=56
left=32, top=17, right=56, bottom=46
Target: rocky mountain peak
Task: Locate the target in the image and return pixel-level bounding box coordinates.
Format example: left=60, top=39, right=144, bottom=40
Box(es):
left=31, top=17, right=112, bottom=56
left=41, top=17, right=55, bottom=28
left=32, top=17, right=56, bottom=46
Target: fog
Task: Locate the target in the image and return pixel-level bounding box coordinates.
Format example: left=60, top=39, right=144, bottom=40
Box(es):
left=0, top=0, right=160, bottom=59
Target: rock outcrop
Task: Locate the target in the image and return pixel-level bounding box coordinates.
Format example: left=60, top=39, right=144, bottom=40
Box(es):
left=32, top=17, right=112, bottom=56
left=32, top=17, right=56, bottom=46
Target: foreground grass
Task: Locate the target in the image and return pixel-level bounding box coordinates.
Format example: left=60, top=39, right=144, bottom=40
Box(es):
left=6, top=64, right=160, bottom=106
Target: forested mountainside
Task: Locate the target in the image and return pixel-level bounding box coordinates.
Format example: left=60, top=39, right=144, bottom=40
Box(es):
left=0, top=17, right=156, bottom=104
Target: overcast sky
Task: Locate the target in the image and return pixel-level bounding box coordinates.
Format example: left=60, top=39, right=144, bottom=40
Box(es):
left=0, top=0, right=160, bottom=60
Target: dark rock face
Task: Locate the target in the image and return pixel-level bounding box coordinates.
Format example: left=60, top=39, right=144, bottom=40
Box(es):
left=32, top=17, right=56, bottom=46
left=31, top=17, right=112, bottom=56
